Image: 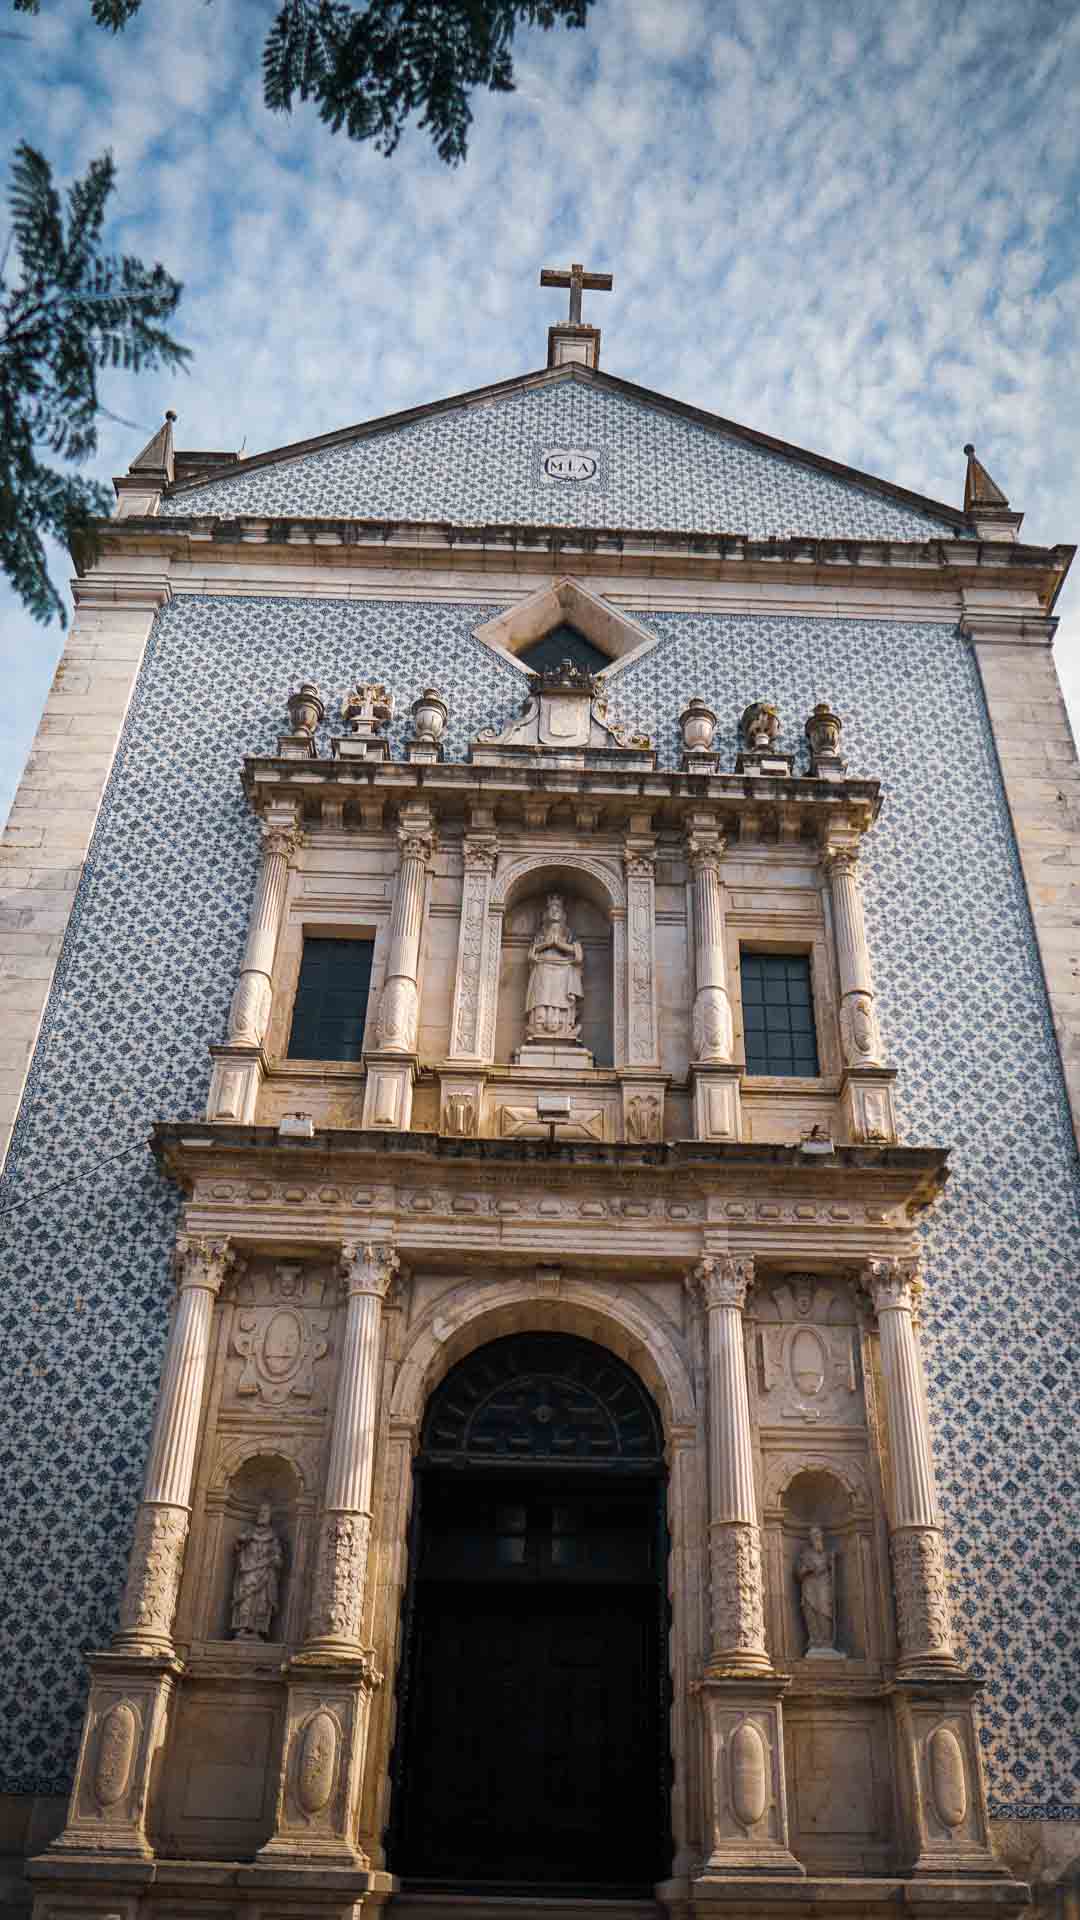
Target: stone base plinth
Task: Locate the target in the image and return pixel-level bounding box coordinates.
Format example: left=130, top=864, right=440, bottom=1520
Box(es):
left=514, top=1043, right=594, bottom=1069
left=685, top=1873, right=1029, bottom=1916
left=696, top=1676, right=803, bottom=1877
left=28, top=1851, right=394, bottom=1917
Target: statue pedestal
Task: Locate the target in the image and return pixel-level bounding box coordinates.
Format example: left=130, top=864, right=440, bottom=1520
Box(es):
left=514, top=1043, right=594, bottom=1069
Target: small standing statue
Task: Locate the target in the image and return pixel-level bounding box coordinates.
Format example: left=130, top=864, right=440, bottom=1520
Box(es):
left=231, top=1501, right=283, bottom=1640
left=525, top=893, right=584, bottom=1042
left=796, top=1524, right=838, bottom=1655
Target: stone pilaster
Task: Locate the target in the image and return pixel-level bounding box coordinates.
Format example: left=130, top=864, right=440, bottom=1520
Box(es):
left=114, top=1237, right=233, bottom=1657
left=861, top=1258, right=959, bottom=1676
left=257, top=1242, right=395, bottom=1872
left=447, top=836, right=498, bottom=1063
left=623, top=838, right=660, bottom=1069
left=207, top=802, right=301, bottom=1124
left=304, top=1242, right=398, bottom=1656
left=824, top=845, right=882, bottom=1066
left=362, top=806, right=435, bottom=1131
left=825, top=842, right=898, bottom=1144
left=686, top=823, right=741, bottom=1143
left=689, top=1254, right=803, bottom=1880
left=690, top=1256, right=770, bottom=1675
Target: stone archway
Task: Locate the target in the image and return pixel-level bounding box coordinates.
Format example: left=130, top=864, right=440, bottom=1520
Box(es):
left=357, top=1275, right=705, bottom=1881
left=389, top=1332, right=669, bottom=1888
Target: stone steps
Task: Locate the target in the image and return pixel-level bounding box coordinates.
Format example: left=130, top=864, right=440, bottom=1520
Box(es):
left=387, top=1896, right=662, bottom=1920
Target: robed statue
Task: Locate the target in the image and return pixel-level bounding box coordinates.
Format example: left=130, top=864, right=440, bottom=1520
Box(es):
left=795, top=1524, right=837, bottom=1653
left=525, top=893, right=584, bottom=1041
left=231, top=1501, right=283, bottom=1639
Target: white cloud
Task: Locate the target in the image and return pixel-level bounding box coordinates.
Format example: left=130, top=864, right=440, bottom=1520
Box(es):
left=3, top=0, right=1080, bottom=815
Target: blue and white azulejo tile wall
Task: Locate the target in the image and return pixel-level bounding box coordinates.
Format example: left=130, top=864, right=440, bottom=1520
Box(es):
left=158, top=373, right=961, bottom=542
left=0, top=592, right=1075, bottom=1818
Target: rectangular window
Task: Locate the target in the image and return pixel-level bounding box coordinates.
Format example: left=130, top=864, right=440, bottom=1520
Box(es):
left=740, top=952, right=820, bottom=1077
left=286, top=937, right=374, bottom=1062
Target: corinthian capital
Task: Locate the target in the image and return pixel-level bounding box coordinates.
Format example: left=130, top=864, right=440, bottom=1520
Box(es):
left=623, top=841, right=656, bottom=880
left=260, top=819, right=301, bottom=862
left=340, top=1241, right=400, bottom=1299
left=824, top=845, right=860, bottom=882
left=399, top=831, right=436, bottom=865
left=688, top=1253, right=754, bottom=1311
left=860, top=1256, right=922, bottom=1315
left=463, top=839, right=498, bottom=874
left=686, top=832, right=726, bottom=874
left=175, top=1235, right=234, bottom=1295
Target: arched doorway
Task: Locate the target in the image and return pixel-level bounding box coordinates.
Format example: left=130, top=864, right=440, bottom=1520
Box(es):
left=389, top=1333, right=670, bottom=1896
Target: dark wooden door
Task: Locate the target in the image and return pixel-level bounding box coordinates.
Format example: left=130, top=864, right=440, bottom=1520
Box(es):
left=394, top=1476, right=667, bottom=1892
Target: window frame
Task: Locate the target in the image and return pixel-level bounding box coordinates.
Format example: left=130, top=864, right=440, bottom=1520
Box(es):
left=738, top=948, right=821, bottom=1080
left=285, top=933, right=377, bottom=1064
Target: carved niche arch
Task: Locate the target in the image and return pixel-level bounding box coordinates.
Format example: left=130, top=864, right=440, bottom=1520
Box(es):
left=360, top=1274, right=705, bottom=1879
left=193, top=1442, right=316, bottom=1647
left=479, top=853, right=634, bottom=1066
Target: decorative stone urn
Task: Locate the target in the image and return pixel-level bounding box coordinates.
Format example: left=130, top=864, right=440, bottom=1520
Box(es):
left=678, top=696, right=719, bottom=756
left=285, top=682, right=325, bottom=736
left=805, top=701, right=845, bottom=777
left=408, top=687, right=449, bottom=761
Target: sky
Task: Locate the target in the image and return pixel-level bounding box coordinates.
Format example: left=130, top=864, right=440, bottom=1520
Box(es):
left=4, top=0, right=1080, bottom=822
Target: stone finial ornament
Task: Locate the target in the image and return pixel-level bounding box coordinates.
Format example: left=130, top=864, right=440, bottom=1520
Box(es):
left=343, top=683, right=393, bottom=737
left=962, top=442, right=1023, bottom=540
left=804, top=701, right=845, bottom=777
left=286, top=682, right=325, bottom=736
left=741, top=701, right=781, bottom=750
left=679, top=696, right=719, bottom=757
left=407, top=687, right=449, bottom=762
left=737, top=700, right=791, bottom=776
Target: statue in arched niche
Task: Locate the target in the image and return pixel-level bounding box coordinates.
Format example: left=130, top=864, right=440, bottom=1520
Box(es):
left=795, top=1523, right=842, bottom=1656
left=231, top=1501, right=283, bottom=1639
left=525, top=893, right=584, bottom=1042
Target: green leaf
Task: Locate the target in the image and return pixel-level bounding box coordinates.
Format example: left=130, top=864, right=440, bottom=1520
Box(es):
left=0, top=140, right=188, bottom=625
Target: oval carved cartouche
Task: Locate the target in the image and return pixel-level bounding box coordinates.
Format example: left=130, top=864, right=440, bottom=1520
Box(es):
left=929, top=1725, right=967, bottom=1828
left=297, top=1710, right=338, bottom=1815
left=95, top=1701, right=137, bottom=1807
left=730, top=1719, right=769, bottom=1828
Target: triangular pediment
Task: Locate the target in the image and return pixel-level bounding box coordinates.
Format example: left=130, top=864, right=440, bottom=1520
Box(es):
left=157, top=364, right=969, bottom=542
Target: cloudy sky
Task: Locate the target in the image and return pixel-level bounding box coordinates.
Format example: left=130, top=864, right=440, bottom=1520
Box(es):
left=3, top=0, right=1080, bottom=820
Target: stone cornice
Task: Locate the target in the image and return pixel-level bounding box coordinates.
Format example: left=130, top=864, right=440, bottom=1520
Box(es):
left=152, top=1123, right=949, bottom=1228
left=77, top=519, right=1075, bottom=610
left=242, top=754, right=882, bottom=839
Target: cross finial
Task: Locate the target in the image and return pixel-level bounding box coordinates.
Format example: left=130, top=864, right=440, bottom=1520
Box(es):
left=540, top=260, right=613, bottom=326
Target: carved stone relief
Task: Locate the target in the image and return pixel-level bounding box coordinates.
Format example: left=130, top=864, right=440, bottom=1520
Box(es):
left=117, top=1503, right=189, bottom=1644
left=226, top=1262, right=333, bottom=1411
left=94, top=1700, right=139, bottom=1807
left=751, top=1276, right=864, bottom=1429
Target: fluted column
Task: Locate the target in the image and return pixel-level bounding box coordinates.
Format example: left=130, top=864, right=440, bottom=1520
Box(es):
left=372, top=812, right=436, bottom=1053
left=226, top=809, right=301, bottom=1046
left=824, top=844, right=883, bottom=1066
left=863, top=1257, right=958, bottom=1673
left=687, top=829, right=733, bottom=1061
left=115, top=1236, right=233, bottom=1655
left=690, top=1255, right=771, bottom=1674
left=306, top=1242, right=399, bottom=1655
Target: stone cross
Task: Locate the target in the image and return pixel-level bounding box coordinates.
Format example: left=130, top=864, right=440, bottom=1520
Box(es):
left=540, top=261, right=613, bottom=326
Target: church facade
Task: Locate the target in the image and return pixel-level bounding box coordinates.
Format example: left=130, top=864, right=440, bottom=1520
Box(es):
left=1, top=289, right=1078, bottom=1920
